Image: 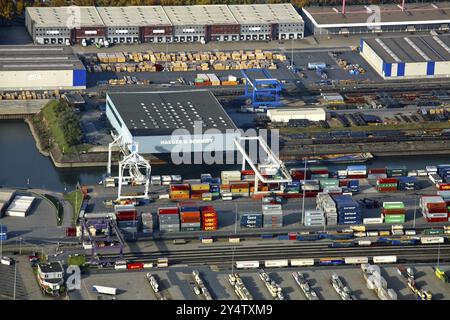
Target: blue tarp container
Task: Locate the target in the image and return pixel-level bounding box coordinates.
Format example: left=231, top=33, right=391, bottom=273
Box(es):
left=347, top=165, right=367, bottom=171
left=277, top=235, right=289, bottom=240
left=261, top=234, right=273, bottom=239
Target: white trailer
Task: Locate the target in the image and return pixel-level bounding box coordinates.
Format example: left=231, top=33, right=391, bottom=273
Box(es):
left=235, top=261, right=260, bottom=269
left=290, top=258, right=315, bottom=267
left=264, top=259, right=289, bottom=268
left=92, top=285, right=117, bottom=295
left=373, top=256, right=397, bottom=264
left=344, top=256, right=369, bottom=264
left=420, top=236, right=445, bottom=244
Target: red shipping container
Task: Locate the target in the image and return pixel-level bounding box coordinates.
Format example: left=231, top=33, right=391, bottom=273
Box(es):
left=117, top=211, right=138, bottom=221
left=127, top=262, right=144, bottom=270
left=368, top=168, right=387, bottom=174
left=339, top=180, right=349, bottom=187
left=382, top=208, right=406, bottom=215
left=377, top=188, right=397, bottom=192
left=241, top=170, right=255, bottom=175
left=438, top=183, right=450, bottom=190
left=311, top=170, right=328, bottom=175
left=304, top=191, right=319, bottom=197
left=347, top=174, right=366, bottom=179
left=170, top=184, right=190, bottom=191
left=426, top=203, right=447, bottom=210
left=66, top=227, right=76, bottom=237
left=377, top=178, right=398, bottom=184
left=425, top=217, right=448, bottom=223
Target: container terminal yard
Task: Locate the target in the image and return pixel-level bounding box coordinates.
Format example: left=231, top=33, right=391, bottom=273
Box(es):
left=1, top=1, right=450, bottom=303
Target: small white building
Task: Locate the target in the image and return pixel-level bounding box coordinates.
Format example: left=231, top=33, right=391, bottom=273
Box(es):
left=267, top=107, right=326, bottom=123
left=6, top=196, right=34, bottom=217
left=37, top=262, right=64, bottom=294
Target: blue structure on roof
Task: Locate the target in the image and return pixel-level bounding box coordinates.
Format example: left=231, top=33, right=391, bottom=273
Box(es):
left=241, top=68, right=283, bottom=109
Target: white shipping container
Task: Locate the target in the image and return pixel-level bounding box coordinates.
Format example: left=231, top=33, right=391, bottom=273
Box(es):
left=229, top=237, right=240, bottom=243
left=420, top=236, right=445, bottom=244
left=366, top=231, right=379, bottom=237
left=264, top=259, right=289, bottom=268
left=358, top=240, right=372, bottom=246
left=363, top=217, right=383, bottom=224
left=405, top=230, right=416, bottom=235
left=373, top=255, right=397, bottom=264
left=344, top=256, right=369, bottom=264
left=290, top=258, right=315, bottom=266
left=236, top=261, right=260, bottom=269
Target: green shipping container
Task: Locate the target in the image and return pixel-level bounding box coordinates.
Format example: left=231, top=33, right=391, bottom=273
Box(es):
left=320, top=179, right=340, bottom=189
left=383, top=202, right=405, bottom=209
left=384, top=217, right=406, bottom=224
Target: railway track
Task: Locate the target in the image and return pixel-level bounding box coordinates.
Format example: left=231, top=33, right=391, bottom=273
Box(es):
left=92, top=242, right=450, bottom=266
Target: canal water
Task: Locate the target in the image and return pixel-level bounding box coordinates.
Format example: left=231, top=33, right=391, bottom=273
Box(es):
left=1, top=120, right=449, bottom=192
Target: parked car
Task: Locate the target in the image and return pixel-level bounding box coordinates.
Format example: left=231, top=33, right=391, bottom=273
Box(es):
left=1, top=257, right=14, bottom=266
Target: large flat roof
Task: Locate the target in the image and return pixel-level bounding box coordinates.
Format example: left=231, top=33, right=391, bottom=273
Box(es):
left=26, top=6, right=104, bottom=28
left=163, top=5, right=237, bottom=26
left=108, top=90, right=237, bottom=136
left=229, top=3, right=302, bottom=24
left=303, top=3, right=450, bottom=27
left=96, top=6, right=172, bottom=27
left=0, top=46, right=84, bottom=71
left=363, top=35, right=450, bottom=63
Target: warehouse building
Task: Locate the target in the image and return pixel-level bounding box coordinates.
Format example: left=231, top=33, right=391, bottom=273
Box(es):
left=360, top=35, right=450, bottom=79
left=25, top=6, right=105, bottom=45
left=26, top=4, right=303, bottom=44
left=164, top=5, right=239, bottom=43
left=106, top=90, right=239, bottom=154
left=0, top=46, right=86, bottom=90
left=229, top=4, right=304, bottom=40
left=302, top=2, right=450, bottom=36
left=267, top=107, right=326, bottom=123
left=96, top=6, right=172, bottom=44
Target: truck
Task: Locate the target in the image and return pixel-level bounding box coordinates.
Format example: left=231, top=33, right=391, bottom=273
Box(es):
left=146, top=273, right=159, bottom=293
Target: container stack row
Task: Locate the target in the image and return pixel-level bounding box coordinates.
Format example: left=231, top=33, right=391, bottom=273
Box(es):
left=420, top=196, right=448, bottom=223
left=316, top=192, right=338, bottom=225
left=332, top=195, right=362, bottom=225
left=397, top=177, right=417, bottom=191
left=141, top=213, right=153, bottom=235
left=115, top=205, right=138, bottom=236
left=200, top=206, right=218, bottom=231
left=382, top=202, right=406, bottom=224
left=304, top=209, right=325, bottom=227
left=179, top=206, right=201, bottom=232
left=158, top=207, right=181, bottom=233
left=367, top=168, right=387, bottom=180
left=240, top=213, right=263, bottom=228
left=262, top=204, right=283, bottom=228
left=376, top=178, right=398, bottom=192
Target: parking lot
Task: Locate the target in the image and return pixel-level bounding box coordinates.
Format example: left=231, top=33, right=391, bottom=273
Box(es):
left=69, top=264, right=450, bottom=300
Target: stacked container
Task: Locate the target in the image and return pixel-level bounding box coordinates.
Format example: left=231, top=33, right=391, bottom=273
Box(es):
left=368, top=168, right=387, bottom=180
left=438, top=191, right=450, bottom=216
left=319, top=179, right=339, bottom=190
left=115, top=205, right=138, bottom=235
left=221, top=170, right=241, bottom=185
left=316, top=192, right=337, bottom=225
left=397, top=177, right=417, bottom=191
left=200, top=206, right=218, bottom=231
left=241, top=170, right=255, bottom=182
left=382, top=202, right=406, bottom=224
left=376, top=178, right=398, bottom=192
left=304, top=209, right=325, bottom=227
left=141, top=213, right=153, bottom=234
left=262, top=204, right=283, bottom=228
left=420, top=196, right=448, bottom=223
left=190, top=183, right=210, bottom=200
left=346, top=165, right=367, bottom=179
left=158, top=207, right=180, bottom=232
left=169, top=184, right=190, bottom=200
left=310, top=166, right=329, bottom=179
left=348, top=180, right=360, bottom=193
left=210, top=184, right=220, bottom=199
left=230, top=182, right=250, bottom=197
left=284, top=182, right=300, bottom=194
left=240, top=213, right=263, bottom=228
left=337, top=170, right=348, bottom=179
left=332, top=195, right=362, bottom=225
left=290, top=168, right=310, bottom=181
left=437, top=165, right=450, bottom=183
left=386, top=165, right=407, bottom=177
left=200, top=173, right=213, bottom=183
left=179, top=206, right=201, bottom=232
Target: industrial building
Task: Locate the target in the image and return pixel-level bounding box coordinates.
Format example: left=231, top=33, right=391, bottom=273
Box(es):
left=229, top=3, right=304, bottom=40
left=360, top=35, right=450, bottom=79
left=0, top=46, right=86, bottom=90
left=106, top=90, right=239, bottom=154
left=302, top=2, right=450, bottom=35
left=25, top=6, right=105, bottom=45
left=267, top=108, right=326, bottom=123
left=25, top=4, right=303, bottom=45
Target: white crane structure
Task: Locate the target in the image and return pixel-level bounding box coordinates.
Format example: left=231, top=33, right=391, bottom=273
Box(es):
left=234, top=135, right=292, bottom=194
left=107, top=132, right=151, bottom=200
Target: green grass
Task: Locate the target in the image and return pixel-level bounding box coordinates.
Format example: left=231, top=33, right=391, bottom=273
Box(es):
left=279, top=121, right=450, bottom=134
left=64, top=190, right=84, bottom=225
left=41, top=100, right=93, bottom=154
left=44, top=194, right=64, bottom=226
left=67, top=255, right=86, bottom=267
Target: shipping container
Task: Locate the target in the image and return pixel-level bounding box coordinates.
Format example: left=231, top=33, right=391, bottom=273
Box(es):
left=264, top=259, right=289, bottom=268
left=372, top=255, right=397, bottom=264
left=290, top=258, right=315, bottom=267
left=236, top=261, right=259, bottom=269
left=344, top=256, right=369, bottom=264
